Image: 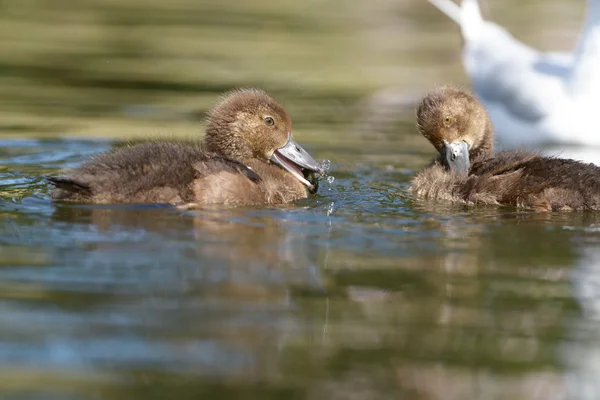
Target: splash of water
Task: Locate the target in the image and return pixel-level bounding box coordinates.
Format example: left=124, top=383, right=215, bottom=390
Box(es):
left=327, top=176, right=335, bottom=184
left=321, top=159, right=331, bottom=173
left=326, top=201, right=335, bottom=216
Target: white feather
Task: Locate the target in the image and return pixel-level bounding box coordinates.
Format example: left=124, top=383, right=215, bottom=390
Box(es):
left=428, top=0, right=600, bottom=160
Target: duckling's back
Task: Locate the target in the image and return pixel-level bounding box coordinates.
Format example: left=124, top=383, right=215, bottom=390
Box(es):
left=472, top=153, right=600, bottom=211
left=49, top=141, right=207, bottom=204
left=411, top=151, right=600, bottom=212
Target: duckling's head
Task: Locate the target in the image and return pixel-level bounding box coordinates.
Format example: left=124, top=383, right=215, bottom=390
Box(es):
left=204, top=88, right=325, bottom=192
left=416, top=86, right=494, bottom=175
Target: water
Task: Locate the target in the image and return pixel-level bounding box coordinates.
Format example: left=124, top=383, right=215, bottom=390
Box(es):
left=2, top=136, right=600, bottom=399
left=1, top=0, right=600, bottom=398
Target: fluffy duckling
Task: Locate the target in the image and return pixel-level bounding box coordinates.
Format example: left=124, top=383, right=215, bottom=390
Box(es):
left=410, top=86, right=600, bottom=211
left=49, top=89, right=325, bottom=206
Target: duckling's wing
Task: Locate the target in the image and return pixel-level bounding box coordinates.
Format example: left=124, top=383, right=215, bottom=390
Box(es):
left=47, top=176, right=92, bottom=197
left=209, top=156, right=262, bottom=183
left=470, top=151, right=540, bottom=176
left=194, top=156, right=262, bottom=184
left=49, top=141, right=208, bottom=203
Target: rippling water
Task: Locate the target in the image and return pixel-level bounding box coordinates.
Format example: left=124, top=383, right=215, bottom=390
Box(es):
left=1, top=136, right=600, bottom=399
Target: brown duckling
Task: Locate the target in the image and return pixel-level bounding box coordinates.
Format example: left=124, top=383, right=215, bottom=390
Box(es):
left=49, top=88, right=325, bottom=206
left=410, top=86, right=600, bottom=211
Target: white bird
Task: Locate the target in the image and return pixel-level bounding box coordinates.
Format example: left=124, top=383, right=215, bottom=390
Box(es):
left=428, top=0, right=600, bottom=148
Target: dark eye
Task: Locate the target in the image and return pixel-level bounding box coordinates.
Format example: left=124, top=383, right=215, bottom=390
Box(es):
left=264, top=117, right=275, bottom=126
left=443, top=115, right=452, bottom=124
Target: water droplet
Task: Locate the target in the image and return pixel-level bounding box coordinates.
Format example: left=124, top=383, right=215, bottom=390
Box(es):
left=327, top=202, right=335, bottom=216
left=321, top=159, right=331, bottom=173
left=327, top=176, right=335, bottom=184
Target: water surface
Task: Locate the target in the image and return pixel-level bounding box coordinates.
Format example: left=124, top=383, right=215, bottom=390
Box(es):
left=2, top=136, right=600, bottom=399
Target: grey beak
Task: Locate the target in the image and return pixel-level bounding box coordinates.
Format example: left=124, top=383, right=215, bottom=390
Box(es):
left=442, top=140, right=470, bottom=177
left=275, top=133, right=325, bottom=174
left=270, top=133, right=325, bottom=192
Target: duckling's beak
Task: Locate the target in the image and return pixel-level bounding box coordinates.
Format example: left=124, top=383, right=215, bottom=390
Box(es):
left=270, top=133, right=325, bottom=193
left=442, top=140, right=470, bottom=177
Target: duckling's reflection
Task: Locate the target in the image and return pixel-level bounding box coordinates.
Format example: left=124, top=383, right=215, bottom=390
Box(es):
left=49, top=204, right=326, bottom=380
left=52, top=204, right=321, bottom=276
left=48, top=202, right=600, bottom=398
left=563, top=228, right=600, bottom=400
left=188, top=208, right=325, bottom=302
left=339, top=207, right=594, bottom=399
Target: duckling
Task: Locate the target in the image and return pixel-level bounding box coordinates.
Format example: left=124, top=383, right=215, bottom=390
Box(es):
left=410, top=86, right=600, bottom=211
left=48, top=89, right=325, bottom=206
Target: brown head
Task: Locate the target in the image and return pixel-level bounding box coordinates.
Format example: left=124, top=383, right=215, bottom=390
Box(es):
left=203, top=88, right=325, bottom=192
left=416, top=86, right=494, bottom=175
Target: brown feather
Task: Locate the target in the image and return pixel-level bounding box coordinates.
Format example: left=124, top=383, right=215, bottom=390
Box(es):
left=49, top=89, right=311, bottom=206
left=410, top=87, right=600, bottom=211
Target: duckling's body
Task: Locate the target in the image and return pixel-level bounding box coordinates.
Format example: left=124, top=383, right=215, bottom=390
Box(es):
left=49, top=89, right=324, bottom=206
left=412, top=150, right=600, bottom=211
left=49, top=141, right=306, bottom=205
left=192, top=154, right=308, bottom=206
left=410, top=87, right=600, bottom=211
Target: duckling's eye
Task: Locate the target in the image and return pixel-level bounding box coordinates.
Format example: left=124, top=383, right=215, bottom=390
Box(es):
left=264, top=117, right=275, bottom=127
left=443, top=115, right=452, bottom=125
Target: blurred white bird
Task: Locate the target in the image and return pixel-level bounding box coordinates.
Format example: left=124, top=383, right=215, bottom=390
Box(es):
left=429, top=0, right=600, bottom=148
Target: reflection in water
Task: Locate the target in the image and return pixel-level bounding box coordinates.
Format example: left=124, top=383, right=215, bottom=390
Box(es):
left=0, top=201, right=332, bottom=398
left=0, top=140, right=599, bottom=398
left=566, top=230, right=600, bottom=400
